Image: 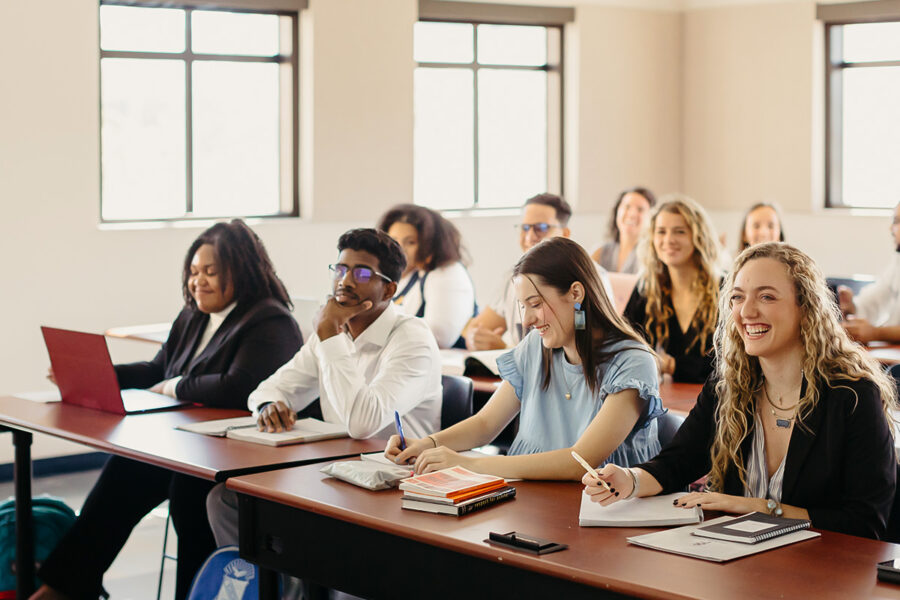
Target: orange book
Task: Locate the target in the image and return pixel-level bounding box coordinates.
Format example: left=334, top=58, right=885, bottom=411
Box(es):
left=399, top=466, right=506, bottom=499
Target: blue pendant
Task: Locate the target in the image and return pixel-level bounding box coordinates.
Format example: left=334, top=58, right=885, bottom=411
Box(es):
left=776, top=418, right=792, bottom=428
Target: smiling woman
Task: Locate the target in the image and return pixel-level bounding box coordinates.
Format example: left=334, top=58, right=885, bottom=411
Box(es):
left=33, top=220, right=303, bottom=600
left=384, top=237, right=664, bottom=482
left=583, top=242, right=899, bottom=540
left=623, top=195, right=721, bottom=383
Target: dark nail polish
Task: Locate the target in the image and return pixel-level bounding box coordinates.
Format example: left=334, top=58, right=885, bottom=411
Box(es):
left=672, top=499, right=678, bottom=505
left=609, top=487, right=616, bottom=493
left=615, top=492, right=619, bottom=497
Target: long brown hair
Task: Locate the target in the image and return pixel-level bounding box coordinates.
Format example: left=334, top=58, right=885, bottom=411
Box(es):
left=636, top=195, right=720, bottom=354
left=513, top=237, right=651, bottom=394
left=376, top=204, right=466, bottom=271
left=708, top=242, right=898, bottom=491
left=737, top=202, right=785, bottom=253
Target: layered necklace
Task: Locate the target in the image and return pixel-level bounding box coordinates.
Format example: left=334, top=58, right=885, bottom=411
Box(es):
left=761, top=380, right=801, bottom=429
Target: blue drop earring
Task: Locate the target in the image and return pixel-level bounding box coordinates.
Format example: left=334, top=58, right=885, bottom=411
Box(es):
left=574, top=302, right=586, bottom=330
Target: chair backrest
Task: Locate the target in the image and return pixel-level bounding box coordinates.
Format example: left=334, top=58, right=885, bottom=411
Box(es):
left=440, top=375, right=474, bottom=429
left=607, top=272, right=639, bottom=315
left=657, top=411, right=685, bottom=448
left=825, top=276, right=875, bottom=300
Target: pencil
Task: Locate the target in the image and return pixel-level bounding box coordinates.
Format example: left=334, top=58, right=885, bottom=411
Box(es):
left=571, top=450, right=611, bottom=491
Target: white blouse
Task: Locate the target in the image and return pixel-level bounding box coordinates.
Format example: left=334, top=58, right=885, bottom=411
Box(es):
left=393, top=261, right=476, bottom=349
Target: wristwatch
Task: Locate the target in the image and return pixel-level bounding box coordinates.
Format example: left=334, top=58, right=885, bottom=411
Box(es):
left=766, top=498, right=783, bottom=518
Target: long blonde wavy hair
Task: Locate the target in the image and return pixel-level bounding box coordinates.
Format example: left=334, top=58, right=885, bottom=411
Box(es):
left=636, top=195, right=720, bottom=354
left=708, top=242, right=898, bottom=491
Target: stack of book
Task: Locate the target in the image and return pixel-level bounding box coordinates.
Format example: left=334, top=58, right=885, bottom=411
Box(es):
left=399, top=466, right=515, bottom=516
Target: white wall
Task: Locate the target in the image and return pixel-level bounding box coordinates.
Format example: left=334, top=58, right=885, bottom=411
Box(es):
left=0, top=0, right=889, bottom=462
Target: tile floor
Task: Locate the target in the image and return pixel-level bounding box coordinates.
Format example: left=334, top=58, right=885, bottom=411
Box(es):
left=0, top=468, right=176, bottom=599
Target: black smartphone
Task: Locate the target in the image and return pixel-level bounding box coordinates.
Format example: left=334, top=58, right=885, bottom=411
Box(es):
left=877, top=559, right=900, bottom=584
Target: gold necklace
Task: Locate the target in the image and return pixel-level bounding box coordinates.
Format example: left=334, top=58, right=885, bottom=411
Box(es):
left=762, top=383, right=798, bottom=429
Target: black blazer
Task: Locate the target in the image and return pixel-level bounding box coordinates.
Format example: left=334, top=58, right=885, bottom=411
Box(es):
left=623, top=288, right=713, bottom=383
left=115, top=298, right=303, bottom=409
left=638, top=377, right=896, bottom=539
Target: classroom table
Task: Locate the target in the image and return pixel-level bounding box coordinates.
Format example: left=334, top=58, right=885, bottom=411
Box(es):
left=867, top=342, right=900, bottom=366
left=0, top=395, right=384, bottom=598
left=230, top=460, right=900, bottom=600
left=104, top=322, right=171, bottom=344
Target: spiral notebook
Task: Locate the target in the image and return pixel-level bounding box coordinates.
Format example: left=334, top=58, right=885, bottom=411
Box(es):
left=691, top=512, right=810, bottom=544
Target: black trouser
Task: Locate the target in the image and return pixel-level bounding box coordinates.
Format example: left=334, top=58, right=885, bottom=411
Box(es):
left=38, top=456, right=216, bottom=600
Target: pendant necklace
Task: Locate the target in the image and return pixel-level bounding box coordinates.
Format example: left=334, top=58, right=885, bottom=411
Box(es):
left=561, top=361, right=576, bottom=401
left=762, top=383, right=799, bottom=429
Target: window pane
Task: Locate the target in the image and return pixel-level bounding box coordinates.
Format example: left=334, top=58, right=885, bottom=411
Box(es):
left=101, top=58, right=186, bottom=220
left=100, top=5, right=185, bottom=53
left=843, top=22, right=900, bottom=63
left=477, top=69, right=547, bottom=208
left=192, top=11, right=282, bottom=56
left=477, top=25, right=546, bottom=66
left=841, top=67, right=900, bottom=208
left=414, top=68, right=474, bottom=209
left=414, top=22, right=474, bottom=64
left=192, top=61, right=281, bottom=217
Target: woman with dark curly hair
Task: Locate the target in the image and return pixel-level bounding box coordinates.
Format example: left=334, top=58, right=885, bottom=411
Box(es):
left=378, top=204, right=476, bottom=348
left=33, top=220, right=303, bottom=600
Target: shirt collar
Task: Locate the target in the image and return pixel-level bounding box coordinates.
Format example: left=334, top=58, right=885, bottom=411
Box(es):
left=208, top=301, right=237, bottom=328
left=351, top=302, right=399, bottom=348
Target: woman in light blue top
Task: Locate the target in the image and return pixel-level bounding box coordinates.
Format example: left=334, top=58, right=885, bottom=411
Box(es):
left=386, top=237, right=662, bottom=481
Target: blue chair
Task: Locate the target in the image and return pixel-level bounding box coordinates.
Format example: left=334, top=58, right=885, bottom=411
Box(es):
left=657, top=411, right=685, bottom=447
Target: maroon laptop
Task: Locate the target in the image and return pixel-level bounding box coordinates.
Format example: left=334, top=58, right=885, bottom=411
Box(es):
left=41, top=326, right=189, bottom=415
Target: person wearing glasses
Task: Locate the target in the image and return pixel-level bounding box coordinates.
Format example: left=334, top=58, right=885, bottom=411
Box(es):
left=378, top=204, right=476, bottom=349
left=205, top=228, right=441, bottom=547
left=465, top=193, right=612, bottom=350
left=838, top=202, right=900, bottom=344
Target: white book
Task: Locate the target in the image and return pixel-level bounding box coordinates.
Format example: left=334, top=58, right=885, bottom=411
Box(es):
left=225, top=418, right=349, bottom=446
left=579, top=492, right=703, bottom=527
left=176, top=416, right=258, bottom=437
left=627, top=515, right=820, bottom=562
left=439, top=349, right=505, bottom=377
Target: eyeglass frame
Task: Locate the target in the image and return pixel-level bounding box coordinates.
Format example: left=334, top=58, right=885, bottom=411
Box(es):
left=516, top=222, right=559, bottom=235
left=328, top=263, right=394, bottom=284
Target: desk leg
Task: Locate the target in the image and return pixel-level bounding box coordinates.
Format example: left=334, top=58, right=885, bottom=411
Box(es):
left=14, top=429, right=34, bottom=599
left=258, top=567, right=278, bottom=600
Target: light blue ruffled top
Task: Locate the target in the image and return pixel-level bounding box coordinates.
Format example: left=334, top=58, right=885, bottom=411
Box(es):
left=496, top=330, right=663, bottom=468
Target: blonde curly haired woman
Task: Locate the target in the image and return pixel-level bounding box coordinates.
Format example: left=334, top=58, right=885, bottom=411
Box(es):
left=583, top=242, right=898, bottom=539
left=623, top=195, right=721, bottom=383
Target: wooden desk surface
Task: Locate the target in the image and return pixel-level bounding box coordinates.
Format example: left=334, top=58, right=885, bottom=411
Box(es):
left=230, top=462, right=900, bottom=600
left=867, top=342, right=900, bottom=366
left=0, top=396, right=384, bottom=481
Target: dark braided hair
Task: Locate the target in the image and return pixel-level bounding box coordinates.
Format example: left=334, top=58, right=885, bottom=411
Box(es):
left=181, top=220, right=292, bottom=310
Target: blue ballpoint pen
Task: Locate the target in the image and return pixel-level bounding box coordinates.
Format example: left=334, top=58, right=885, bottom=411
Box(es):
left=393, top=410, right=407, bottom=451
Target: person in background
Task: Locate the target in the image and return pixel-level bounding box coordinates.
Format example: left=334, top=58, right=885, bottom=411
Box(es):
left=378, top=204, right=476, bottom=349
left=465, top=193, right=613, bottom=351
left=839, top=202, right=900, bottom=344
left=33, top=220, right=303, bottom=600
left=737, top=202, right=785, bottom=253
left=206, top=228, right=442, bottom=547
left=623, top=195, right=720, bottom=383
left=387, top=237, right=663, bottom=480
left=584, top=242, right=897, bottom=540
left=592, top=187, right=657, bottom=274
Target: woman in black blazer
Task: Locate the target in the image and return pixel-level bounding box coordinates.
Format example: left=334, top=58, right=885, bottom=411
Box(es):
left=34, top=221, right=303, bottom=600
left=583, top=242, right=898, bottom=539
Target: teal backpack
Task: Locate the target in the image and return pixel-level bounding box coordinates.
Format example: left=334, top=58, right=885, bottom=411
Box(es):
left=0, top=496, right=77, bottom=597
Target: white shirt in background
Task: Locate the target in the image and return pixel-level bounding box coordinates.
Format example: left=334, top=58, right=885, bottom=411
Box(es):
left=247, top=303, right=441, bottom=439
left=393, top=261, right=475, bottom=349
left=855, top=252, right=900, bottom=327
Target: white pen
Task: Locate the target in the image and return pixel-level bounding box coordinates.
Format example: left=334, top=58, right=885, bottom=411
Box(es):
left=571, top=450, right=611, bottom=492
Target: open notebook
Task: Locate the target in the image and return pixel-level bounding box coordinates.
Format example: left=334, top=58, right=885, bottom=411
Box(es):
left=177, top=416, right=348, bottom=446
left=579, top=492, right=703, bottom=527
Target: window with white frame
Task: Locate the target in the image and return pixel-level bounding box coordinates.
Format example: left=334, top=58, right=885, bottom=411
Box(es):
left=413, top=20, right=562, bottom=210
left=825, top=20, right=900, bottom=209
left=99, top=2, right=298, bottom=222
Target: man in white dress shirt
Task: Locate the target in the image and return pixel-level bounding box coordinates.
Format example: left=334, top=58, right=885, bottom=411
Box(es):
left=839, top=202, right=900, bottom=344
left=206, top=228, right=441, bottom=546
